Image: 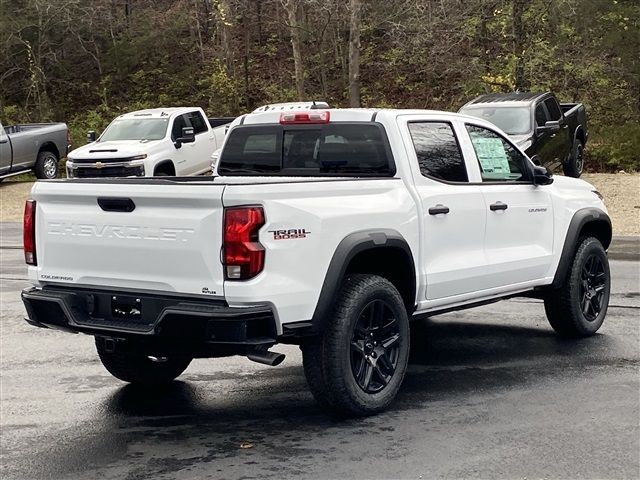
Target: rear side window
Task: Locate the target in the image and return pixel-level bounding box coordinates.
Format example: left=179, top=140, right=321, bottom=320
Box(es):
left=218, top=123, right=395, bottom=176
left=408, top=122, right=468, bottom=182
left=188, top=111, right=208, bottom=134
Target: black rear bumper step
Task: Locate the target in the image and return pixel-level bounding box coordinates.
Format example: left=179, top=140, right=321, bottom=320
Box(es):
left=22, top=287, right=277, bottom=346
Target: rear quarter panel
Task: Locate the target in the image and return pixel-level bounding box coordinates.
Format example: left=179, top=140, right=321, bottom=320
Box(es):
left=222, top=178, right=419, bottom=329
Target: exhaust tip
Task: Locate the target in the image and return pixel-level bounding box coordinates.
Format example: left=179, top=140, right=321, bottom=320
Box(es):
left=247, top=349, right=285, bottom=367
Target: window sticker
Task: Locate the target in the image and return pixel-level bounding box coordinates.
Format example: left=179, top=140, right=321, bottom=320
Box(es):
left=471, top=136, right=510, bottom=177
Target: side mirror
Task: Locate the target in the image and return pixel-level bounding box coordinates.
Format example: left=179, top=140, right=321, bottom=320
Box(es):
left=533, top=165, right=554, bottom=185
left=536, top=120, right=561, bottom=136
left=175, top=127, right=195, bottom=148
left=87, top=130, right=97, bottom=143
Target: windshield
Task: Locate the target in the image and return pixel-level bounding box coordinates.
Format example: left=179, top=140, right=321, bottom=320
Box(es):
left=459, top=106, right=531, bottom=135
left=218, top=123, right=395, bottom=176
left=99, top=118, right=169, bottom=142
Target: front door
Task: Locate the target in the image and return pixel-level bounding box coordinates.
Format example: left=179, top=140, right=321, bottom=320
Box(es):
left=0, top=123, right=11, bottom=174
left=464, top=123, right=554, bottom=288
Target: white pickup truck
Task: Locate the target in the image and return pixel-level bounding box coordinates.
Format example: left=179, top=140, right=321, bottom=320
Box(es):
left=22, top=108, right=612, bottom=416
left=66, top=108, right=233, bottom=178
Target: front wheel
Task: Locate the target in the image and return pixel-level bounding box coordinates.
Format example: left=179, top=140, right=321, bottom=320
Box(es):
left=563, top=139, right=584, bottom=178
left=95, top=337, right=192, bottom=385
left=301, top=274, right=410, bottom=416
left=34, top=150, right=59, bottom=179
left=544, top=237, right=610, bottom=337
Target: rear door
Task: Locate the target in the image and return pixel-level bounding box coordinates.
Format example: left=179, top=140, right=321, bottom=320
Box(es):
left=399, top=115, right=487, bottom=300
left=463, top=122, right=554, bottom=288
left=30, top=181, right=226, bottom=298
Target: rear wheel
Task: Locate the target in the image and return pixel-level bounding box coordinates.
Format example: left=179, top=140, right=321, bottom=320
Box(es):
left=544, top=237, right=610, bottom=337
left=34, top=150, right=59, bottom=179
left=301, top=274, right=410, bottom=416
left=563, top=139, right=584, bottom=178
left=95, top=337, right=192, bottom=385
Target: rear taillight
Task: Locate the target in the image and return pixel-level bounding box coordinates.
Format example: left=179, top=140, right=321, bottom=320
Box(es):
left=279, top=110, right=330, bottom=124
left=66, top=129, right=72, bottom=145
left=223, top=206, right=265, bottom=280
left=23, top=200, right=36, bottom=265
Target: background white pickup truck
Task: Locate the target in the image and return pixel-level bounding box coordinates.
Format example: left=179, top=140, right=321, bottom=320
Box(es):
left=66, top=107, right=233, bottom=178
left=22, top=108, right=612, bottom=416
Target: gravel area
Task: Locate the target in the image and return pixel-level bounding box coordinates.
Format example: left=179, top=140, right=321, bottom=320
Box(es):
left=1, top=174, right=638, bottom=234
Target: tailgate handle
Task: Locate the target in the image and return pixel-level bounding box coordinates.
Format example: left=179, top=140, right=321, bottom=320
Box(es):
left=97, top=197, right=136, bottom=213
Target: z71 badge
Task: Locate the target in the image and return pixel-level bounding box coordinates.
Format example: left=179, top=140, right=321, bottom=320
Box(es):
left=268, top=229, right=310, bottom=240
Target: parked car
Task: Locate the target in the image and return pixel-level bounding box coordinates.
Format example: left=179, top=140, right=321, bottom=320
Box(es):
left=459, top=92, right=588, bottom=177
left=0, top=121, right=70, bottom=180
left=66, top=108, right=234, bottom=178
left=22, top=108, right=611, bottom=416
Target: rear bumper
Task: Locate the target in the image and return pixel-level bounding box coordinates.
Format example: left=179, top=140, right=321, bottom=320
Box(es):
left=22, top=287, right=278, bottom=347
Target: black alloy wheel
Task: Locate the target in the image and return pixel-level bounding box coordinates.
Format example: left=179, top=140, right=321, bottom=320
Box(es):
left=580, top=254, right=607, bottom=321
left=350, top=299, right=401, bottom=394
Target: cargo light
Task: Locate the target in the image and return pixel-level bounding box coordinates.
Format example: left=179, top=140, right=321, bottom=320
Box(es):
left=23, top=200, right=37, bottom=265
left=279, top=111, right=330, bottom=124
left=223, top=206, right=265, bottom=280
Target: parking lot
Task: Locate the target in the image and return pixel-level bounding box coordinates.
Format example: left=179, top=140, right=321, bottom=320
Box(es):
left=1, top=222, right=638, bottom=479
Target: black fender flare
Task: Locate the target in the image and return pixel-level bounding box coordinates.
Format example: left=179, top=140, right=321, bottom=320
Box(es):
left=153, top=160, right=175, bottom=175
left=573, top=125, right=586, bottom=145
left=309, top=229, right=416, bottom=333
left=552, top=208, right=612, bottom=288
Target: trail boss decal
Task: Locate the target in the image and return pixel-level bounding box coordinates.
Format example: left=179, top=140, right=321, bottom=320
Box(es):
left=268, top=229, right=310, bottom=240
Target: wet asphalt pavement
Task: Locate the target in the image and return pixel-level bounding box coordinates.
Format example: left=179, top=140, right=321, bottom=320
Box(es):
left=1, top=222, right=638, bottom=479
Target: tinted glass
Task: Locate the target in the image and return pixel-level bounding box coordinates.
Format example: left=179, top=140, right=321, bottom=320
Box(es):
left=218, top=124, right=394, bottom=176
left=535, top=104, right=547, bottom=126
left=188, top=111, right=208, bottom=134
left=408, top=122, right=468, bottom=182
left=544, top=98, right=562, bottom=120
left=460, top=106, right=531, bottom=135
left=466, top=124, right=530, bottom=182
left=99, top=118, right=169, bottom=141
left=171, top=114, right=189, bottom=140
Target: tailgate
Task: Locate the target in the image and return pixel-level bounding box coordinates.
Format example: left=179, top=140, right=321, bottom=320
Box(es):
left=30, top=181, right=226, bottom=298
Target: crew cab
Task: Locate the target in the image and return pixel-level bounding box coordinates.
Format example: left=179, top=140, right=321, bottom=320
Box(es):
left=22, top=108, right=611, bottom=416
left=66, top=108, right=234, bottom=178
left=459, top=92, right=588, bottom=177
left=0, top=120, right=70, bottom=180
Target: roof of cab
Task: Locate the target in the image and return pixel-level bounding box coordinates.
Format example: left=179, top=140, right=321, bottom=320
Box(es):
left=117, top=107, right=199, bottom=119
left=464, top=92, right=550, bottom=106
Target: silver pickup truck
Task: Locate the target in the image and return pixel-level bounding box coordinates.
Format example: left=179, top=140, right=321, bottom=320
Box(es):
left=0, top=121, right=70, bottom=180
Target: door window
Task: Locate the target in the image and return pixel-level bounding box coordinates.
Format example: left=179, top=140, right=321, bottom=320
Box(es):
left=408, top=122, right=468, bottom=182
left=187, top=111, right=208, bottom=135
left=466, top=125, right=531, bottom=182
left=171, top=114, right=190, bottom=140
left=535, top=104, right=548, bottom=127
left=544, top=98, right=562, bottom=121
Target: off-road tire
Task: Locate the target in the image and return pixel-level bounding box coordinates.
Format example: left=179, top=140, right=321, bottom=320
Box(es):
left=301, top=274, right=410, bottom=416
left=563, top=139, right=584, bottom=178
left=95, top=337, right=192, bottom=385
left=34, top=150, right=59, bottom=179
left=544, top=237, right=610, bottom=338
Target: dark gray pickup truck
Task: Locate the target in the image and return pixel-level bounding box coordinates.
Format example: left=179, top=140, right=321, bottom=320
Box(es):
left=459, top=92, right=588, bottom=177
left=0, top=121, right=70, bottom=180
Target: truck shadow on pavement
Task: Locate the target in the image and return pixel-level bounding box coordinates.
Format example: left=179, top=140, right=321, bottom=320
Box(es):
left=24, top=318, right=621, bottom=480
left=102, top=318, right=616, bottom=421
